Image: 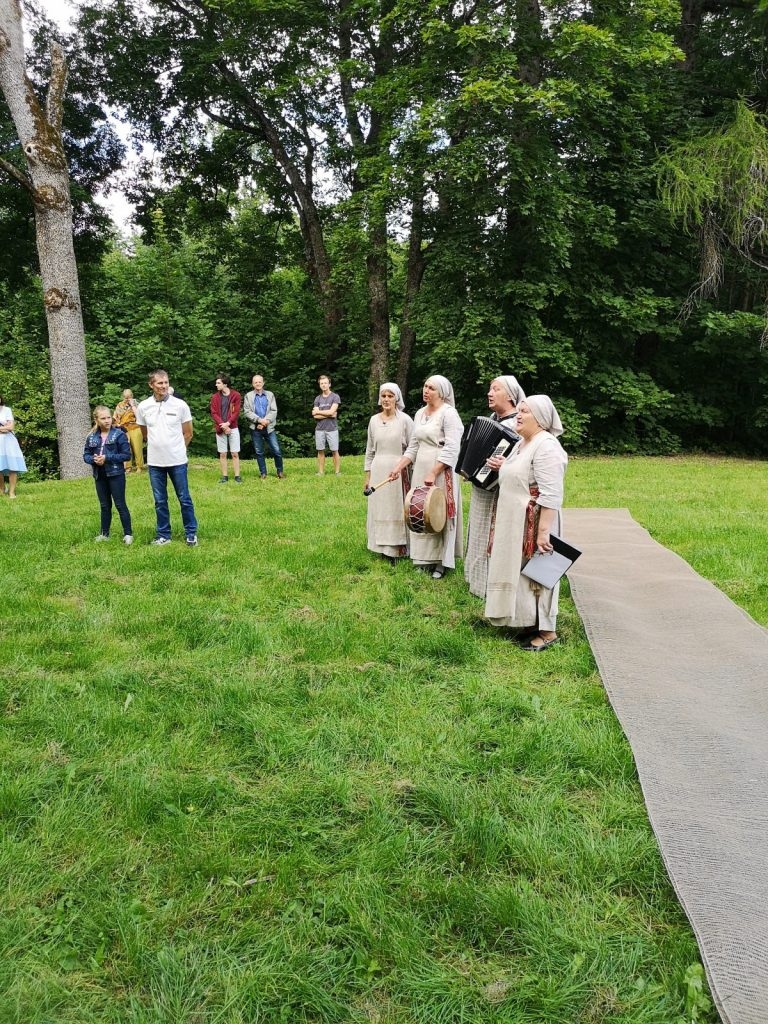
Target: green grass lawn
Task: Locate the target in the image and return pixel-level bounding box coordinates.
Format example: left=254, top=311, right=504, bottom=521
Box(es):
left=3, top=454, right=762, bottom=1023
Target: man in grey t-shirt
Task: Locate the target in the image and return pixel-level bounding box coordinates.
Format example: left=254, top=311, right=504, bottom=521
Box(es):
left=312, top=374, right=341, bottom=475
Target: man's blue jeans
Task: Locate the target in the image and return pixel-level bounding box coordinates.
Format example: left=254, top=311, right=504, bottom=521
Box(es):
left=148, top=464, right=198, bottom=539
left=250, top=428, right=284, bottom=476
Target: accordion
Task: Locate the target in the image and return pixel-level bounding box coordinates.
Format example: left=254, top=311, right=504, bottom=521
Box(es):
left=456, top=416, right=520, bottom=490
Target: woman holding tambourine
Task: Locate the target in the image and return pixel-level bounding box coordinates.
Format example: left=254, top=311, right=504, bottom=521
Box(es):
left=389, top=375, right=464, bottom=580
left=483, top=395, right=568, bottom=651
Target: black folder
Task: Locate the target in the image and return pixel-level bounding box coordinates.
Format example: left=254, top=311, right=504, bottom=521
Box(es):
left=520, top=534, right=582, bottom=589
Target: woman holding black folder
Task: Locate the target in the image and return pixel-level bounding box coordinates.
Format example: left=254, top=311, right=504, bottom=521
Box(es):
left=483, top=395, right=568, bottom=651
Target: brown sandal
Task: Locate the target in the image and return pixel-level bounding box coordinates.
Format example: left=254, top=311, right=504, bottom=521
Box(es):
left=520, top=633, right=559, bottom=652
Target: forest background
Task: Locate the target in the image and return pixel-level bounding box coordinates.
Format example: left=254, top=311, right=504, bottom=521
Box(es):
left=3, top=0, right=768, bottom=478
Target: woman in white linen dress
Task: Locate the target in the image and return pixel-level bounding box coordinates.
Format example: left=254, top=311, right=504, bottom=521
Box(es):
left=464, top=374, right=525, bottom=598
left=390, top=375, right=464, bottom=579
left=364, top=383, right=414, bottom=561
left=484, top=395, right=568, bottom=650
left=0, top=397, right=27, bottom=498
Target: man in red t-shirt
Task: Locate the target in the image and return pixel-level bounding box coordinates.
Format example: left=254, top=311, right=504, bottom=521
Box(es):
left=210, top=374, right=242, bottom=483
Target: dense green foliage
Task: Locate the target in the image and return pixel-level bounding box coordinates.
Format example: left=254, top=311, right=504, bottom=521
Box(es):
left=3, top=0, right=768, bottom=475
left=3, top=454, right=756, bottom=1022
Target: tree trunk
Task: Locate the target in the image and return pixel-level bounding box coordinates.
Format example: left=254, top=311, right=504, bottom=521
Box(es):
left=213, top=61, right=344, bottom=348
left=254, top=117, right=341, bottom=341
left=339, top=7, right=394, bottom=397
left=516, top=0, right=544, bottom=86
left=0, top=3, right=91, bottom=479
left=397, top=183, right=428, bottom=397
left=678, top=0, right=702, bottom=73
left=367, top=205, right=390, bottom=399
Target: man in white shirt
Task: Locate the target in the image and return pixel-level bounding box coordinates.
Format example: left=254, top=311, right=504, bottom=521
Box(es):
left=136, top=369, right=199, bottom=546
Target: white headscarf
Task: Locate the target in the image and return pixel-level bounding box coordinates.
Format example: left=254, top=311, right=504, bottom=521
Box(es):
left=495, top=375, right=526, bottom=407
left=525, top=395, right=564, bottom=438
left=378, top=382, right=405, bottom=411
left=425, top=375, right=456, bottom=407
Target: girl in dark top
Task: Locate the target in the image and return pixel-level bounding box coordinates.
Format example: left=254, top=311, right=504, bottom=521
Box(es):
left=83, top=405, right=134, bottom=544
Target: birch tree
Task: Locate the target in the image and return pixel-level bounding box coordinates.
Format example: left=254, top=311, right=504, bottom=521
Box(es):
left=0, top=0, right=91, bottom=479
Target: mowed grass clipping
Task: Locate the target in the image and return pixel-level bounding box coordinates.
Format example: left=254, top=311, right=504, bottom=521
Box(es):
left=2, top=454, right=756, bottom=1023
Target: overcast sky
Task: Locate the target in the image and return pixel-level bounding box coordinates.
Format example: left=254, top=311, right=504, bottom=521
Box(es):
left=40, top=0, right=76, bottom=30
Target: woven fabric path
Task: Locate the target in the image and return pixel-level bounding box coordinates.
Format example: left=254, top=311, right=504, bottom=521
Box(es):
left=566, top=508, right=768, bottom=1024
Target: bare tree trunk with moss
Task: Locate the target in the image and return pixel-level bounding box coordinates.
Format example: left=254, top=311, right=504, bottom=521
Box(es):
left=0, top=0, right=91, bottom=479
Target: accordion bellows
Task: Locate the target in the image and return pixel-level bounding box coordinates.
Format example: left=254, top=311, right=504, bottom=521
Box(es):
left=456, top=416, right=520, bottom=490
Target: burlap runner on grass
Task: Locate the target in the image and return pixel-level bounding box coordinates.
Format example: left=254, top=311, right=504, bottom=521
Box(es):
left=566, top=508, right=768, bottom=1024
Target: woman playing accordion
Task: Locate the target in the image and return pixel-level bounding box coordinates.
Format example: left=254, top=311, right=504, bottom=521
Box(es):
left=464, top=376, right=525, bottom=599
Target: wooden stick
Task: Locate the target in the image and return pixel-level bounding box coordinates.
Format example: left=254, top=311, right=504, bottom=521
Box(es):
left=364, top=476, right=394, bottom=496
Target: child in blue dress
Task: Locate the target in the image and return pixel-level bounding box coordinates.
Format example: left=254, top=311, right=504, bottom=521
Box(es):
left=0, top=395, right=27, bottom=498
left=83, top=406, right=134, bottom=543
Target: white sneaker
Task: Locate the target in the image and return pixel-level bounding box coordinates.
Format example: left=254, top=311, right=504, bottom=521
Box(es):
left=94, top=534, right=109, bottom=542
left=123, top=535, right=134, bottom=545
left=151, top=537, right=172, bottom=546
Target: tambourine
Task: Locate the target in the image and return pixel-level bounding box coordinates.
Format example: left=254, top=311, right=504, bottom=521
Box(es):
left=404, top=485, right=447, bottom=535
